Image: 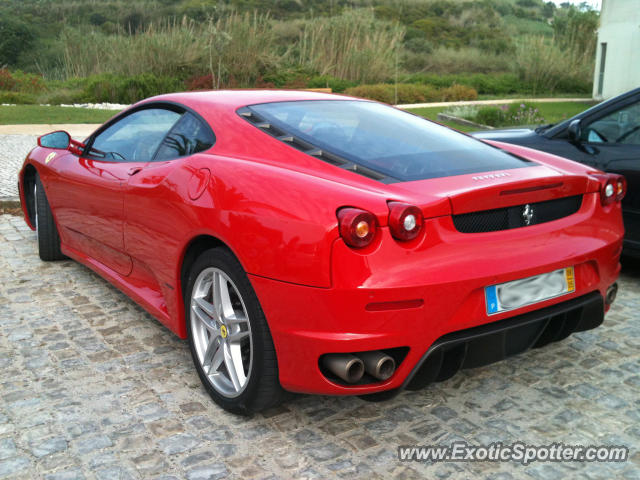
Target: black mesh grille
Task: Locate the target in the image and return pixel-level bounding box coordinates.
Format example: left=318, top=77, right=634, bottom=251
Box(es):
left=452, top=195, right=582, bottom=233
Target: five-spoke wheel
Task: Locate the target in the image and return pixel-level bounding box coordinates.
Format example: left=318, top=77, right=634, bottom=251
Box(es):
left=190, top=268, right=252, bottom=397
left=185, top=247, right=282, bottom=414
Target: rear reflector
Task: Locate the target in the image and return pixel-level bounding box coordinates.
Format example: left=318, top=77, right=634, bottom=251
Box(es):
left=365, top=299, right=424, bottom=311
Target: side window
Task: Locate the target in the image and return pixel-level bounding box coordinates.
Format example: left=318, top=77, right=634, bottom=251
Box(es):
left=582, top=100, right=640, bottom=145
left=89, top=108, right=181, bottom=162
left=153, top=113, right=215, bottom=161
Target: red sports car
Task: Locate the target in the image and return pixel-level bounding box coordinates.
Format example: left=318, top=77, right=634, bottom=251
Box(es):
left=19, top=90, right=625, bottom=414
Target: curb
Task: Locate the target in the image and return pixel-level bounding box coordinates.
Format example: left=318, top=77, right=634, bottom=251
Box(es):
left=0, top=197, right=20, bottom=208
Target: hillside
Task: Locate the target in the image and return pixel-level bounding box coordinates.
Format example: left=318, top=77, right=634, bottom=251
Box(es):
left=0, top=0, right=599, bottom=104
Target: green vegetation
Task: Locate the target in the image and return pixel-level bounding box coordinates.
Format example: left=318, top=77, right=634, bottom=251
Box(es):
left=0, top=0, right=599, bottom=105
left=0, top=99, right=597, bottom=127
left=0, top=106, right=116, bottom=125
left=408, top=101, right=596, bottom=130
left=344, top=83, right=478, bottom=104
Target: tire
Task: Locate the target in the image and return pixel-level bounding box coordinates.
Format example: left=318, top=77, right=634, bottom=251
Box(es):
left=34, top=175, right=65, bottom=261
left=185, top=247, right=283, bottom=414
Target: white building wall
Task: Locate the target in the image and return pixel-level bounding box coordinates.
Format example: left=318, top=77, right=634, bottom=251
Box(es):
left=593, top=0, right=640, bottom=99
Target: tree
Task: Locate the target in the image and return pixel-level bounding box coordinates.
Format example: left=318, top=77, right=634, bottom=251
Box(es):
left=0, top=14, right=35, bottom=66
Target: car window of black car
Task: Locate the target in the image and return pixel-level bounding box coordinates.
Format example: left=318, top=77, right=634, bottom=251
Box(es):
left=88, top=108, right=182, bottom=162
left=153, top=113, right=215, bottom=161
left=581, top=100, right=640, bottom=145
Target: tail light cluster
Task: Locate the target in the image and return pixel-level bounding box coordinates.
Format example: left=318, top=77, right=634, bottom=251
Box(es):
left=337, top=202, right=425, bottom=249
left=337, top=208, right=378, bottom=248
left=594, top=173, right=626, bottom=206
left=388, top=202, right=424, bottom=241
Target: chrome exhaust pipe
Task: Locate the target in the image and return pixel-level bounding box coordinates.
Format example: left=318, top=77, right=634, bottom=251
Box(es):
left=322, top=354, right=364, bottom=383
left=358, top=351, right=396, bottom=381
left=605, top=283, right=618, bottom=305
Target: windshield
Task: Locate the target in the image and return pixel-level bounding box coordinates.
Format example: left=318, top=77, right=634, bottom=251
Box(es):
left=248, top=100, right=533, bottom=182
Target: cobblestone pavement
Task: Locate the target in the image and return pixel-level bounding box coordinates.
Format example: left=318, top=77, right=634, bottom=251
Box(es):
left=0, top=136, right=36, bottom=199
left=0, top=214, right=638, bottom=480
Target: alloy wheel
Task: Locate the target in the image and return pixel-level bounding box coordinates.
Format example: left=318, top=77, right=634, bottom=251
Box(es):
left=190, top=267, right=253, bottom=398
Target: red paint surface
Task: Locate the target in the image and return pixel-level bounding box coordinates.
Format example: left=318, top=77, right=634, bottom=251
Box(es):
left=19, top=90, right=624, bottom=395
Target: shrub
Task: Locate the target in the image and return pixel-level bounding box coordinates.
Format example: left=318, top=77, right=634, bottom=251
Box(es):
left=11, top=71, right=47, bottom=93
left=473, top=103, right=545, bottom=127
left=82, top=74, right=182, bottom=104
left=38, top=88, right=85, bottom=105
left=0, top=69, right=46, bottom=94
left=185, top=74, right=214, bottom=91
left=440, top=85, right=478, bottom=101
left=0, top=91, right=37, bottom=104
left=0, top=69, right=16, bottom=91
left=261, top=69, right=315, bottom=89
left=344, top=83, right=475, bottom=104
left=306, top=76, right=357, bottom=93
left=345, top=84, right=395, bottom=104
left=475, top=106, right=506, bottom=127
left=503, top=102, right=545, bottom=125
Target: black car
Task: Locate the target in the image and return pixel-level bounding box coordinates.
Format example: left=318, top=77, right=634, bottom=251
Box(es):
left=473, top=87, right=640, bottom=257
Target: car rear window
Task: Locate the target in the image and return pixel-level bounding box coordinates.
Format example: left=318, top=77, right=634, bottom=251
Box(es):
left=247, top=100, right=532, bottom=182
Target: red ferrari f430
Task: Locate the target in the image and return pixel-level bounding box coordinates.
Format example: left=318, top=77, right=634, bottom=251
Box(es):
left=19, top=91, right=625, bottom=413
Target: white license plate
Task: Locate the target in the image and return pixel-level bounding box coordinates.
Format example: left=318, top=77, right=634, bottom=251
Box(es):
left=485, top=267, right=575, bottom=315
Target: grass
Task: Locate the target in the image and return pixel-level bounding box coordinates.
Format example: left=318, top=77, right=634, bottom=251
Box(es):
left=476, top=93, right=593, bottom=100
left=407, top=106, right=477, bottom=132
left=0, top=106, right=116, bottom=125
left=406, top=101, right=597, bottom=132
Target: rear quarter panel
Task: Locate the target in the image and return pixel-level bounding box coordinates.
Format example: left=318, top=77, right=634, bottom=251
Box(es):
left=123, top=152, right=392, bottom=337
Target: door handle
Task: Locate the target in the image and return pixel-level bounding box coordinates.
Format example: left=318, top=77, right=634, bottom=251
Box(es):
left=128, top=167, right=143, bottom=176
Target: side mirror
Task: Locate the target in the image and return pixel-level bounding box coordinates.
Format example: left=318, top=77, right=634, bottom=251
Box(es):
left=38, top=131, right=71, bottom=150
left=567, top=119, right=582, bottom=144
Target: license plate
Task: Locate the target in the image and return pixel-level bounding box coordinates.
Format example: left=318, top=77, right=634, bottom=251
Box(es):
left=485, top=267, right=575, bottom=315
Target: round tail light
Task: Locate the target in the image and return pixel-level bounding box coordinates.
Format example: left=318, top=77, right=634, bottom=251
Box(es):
left=615, top=176, right=626, bottom=201
left=388, top=202, right=424, bottom=241
left=337, top=207, right=378, bottom=248
left=601, top=177, right=617, bottom=206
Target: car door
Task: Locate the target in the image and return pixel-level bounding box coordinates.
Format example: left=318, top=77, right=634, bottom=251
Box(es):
left=573, top=99, right=640, bottom=251
left=49, top=106, right=182, bottom=275
left=124, top=110, right=216, bottom=313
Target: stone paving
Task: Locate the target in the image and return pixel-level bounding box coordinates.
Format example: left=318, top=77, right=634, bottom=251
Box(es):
left=0, top=213, right=639, bottom=479
left=0, top=136, right=36, bottom=199
left=0, top=133, right=100, bottom=201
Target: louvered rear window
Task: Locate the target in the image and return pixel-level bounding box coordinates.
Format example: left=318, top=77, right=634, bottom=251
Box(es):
left=244, top=100, right=532, bottom=182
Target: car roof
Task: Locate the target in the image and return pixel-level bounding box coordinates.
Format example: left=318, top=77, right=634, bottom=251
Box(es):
left=143, top=89, right=358, bottom=110
left=545, top=86, right=640, bottom=137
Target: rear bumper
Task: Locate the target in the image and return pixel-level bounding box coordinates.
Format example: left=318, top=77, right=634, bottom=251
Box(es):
left=402, top=291, right=603, bottom=392
left=249, top=192, right=623, bottom=395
